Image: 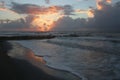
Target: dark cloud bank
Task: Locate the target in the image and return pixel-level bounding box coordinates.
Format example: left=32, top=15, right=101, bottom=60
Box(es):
left=11, top=2, right=73, bottom=15
left=1, top=1, right=120, bottom=32
left=53, top=1, right=120, bottom=32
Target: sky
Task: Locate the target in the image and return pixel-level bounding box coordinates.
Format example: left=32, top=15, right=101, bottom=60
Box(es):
left=0, top=0, right=97, bottom=19
left=1, top=0, right=117, bottom=19
left=0, top=0, right=120, bottom=32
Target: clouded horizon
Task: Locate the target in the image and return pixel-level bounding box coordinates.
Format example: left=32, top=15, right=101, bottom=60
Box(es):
left=0, top=0, right=120, bottom=32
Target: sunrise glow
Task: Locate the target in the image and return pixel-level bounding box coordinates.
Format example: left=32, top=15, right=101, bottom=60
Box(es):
left=30, top=6, right=64, bottom=31
left=31, top=13, right=62, bottom=31
left=96, top=0, right=103, bottom=10
left=106, top=0, right=112, bottom=4
left=88, top=9, right=94, bottom=18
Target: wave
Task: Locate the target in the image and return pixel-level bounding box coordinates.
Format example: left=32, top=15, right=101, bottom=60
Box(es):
left=46, top=38, right=120, bottom=55
left=15, top=37, right=120, bottom=80
left=9, top=41, right=82, bottom=80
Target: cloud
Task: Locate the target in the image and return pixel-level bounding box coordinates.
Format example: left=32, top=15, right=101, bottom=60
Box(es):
left=87, top=1, right=120, bottom=32
left=45, top=0, right=50, bottom=4
left=106, top=0, right=112, bottom=4
left=1, top=1, right=120, bottom=32
left=96, top=0, right=112, bottom=10
left=75, top=9, right=94, bottom=18
left=0, top=1, right=5, bottom=8
left=10, top=2, right=75, bottom=31
left=11, top=2, right=44, bottom=14
left=0, top=19, right=27, bottom=31
left=63, top=5, right=74, bottom=15
left=52, top=1, right=120, bottom=32
left=11, top=2, right=74, bottom=15
left=52, top=16, right=86, bottom=31
left=0, top=18, right=41, bottom=31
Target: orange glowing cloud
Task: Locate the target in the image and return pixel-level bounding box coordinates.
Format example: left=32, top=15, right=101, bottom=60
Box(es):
left=0, top=8, right=6, bottom=11
left=75, top=9, right=87, bottom=13
left=96, top=0, right=112, bottom=10
left=75, top=9, right=94, bottom=18
left=27, top=6, right=63, bottom=15
left=75, top=0, right=112, bottom=18
left=88, top=9, right=94, bottom=18
left=106, top=0, right=112, bottom=4
left=30, top=6, right=64, bottom=31
left=96, top=0, right=103, bottom=10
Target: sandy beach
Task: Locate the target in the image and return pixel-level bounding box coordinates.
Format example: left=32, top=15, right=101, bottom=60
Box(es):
left=0, top=41, right=81, bottom=80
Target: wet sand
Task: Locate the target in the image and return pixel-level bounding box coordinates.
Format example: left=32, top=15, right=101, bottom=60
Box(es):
left=0, top=41, right=81, bottom=80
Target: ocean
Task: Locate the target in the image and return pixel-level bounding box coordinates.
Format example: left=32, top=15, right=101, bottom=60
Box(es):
left=1, top=31, right=120, bottom=80
left=15, top=36, right=120, bottom=80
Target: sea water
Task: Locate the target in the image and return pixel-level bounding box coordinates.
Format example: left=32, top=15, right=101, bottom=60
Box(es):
left=16, top=36, right=120, bottom=80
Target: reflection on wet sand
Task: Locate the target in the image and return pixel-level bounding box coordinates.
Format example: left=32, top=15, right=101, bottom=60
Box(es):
left=25, top=50, right=46, bottom=64
left=24, top=48, right=81, bottom=80
left=8, top=41, right=81, bottom=80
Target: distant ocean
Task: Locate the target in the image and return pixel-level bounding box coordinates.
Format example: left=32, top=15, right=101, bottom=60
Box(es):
left=1, top=31, right=120, bottom=80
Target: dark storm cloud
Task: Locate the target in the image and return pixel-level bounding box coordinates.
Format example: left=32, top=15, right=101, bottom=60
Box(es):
left=0, top=19, right=27, bottom=28
left=52, top=1, right=120, bottom=32
left=0, top=18, right=37, bottom=31
left=11, top=2, right=42, bottom=14
left=52, top=16, right=86, bottom=31
left=88, top=1, right=120, bottom=32
left=11, top=2, right=74, bottom=15
left=63, top=5, right=74, bottom=15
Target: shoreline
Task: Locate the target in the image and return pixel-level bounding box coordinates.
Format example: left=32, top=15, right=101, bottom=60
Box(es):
left=8, top=41, right=82, bottom=80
